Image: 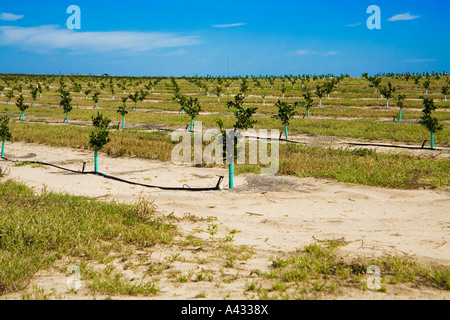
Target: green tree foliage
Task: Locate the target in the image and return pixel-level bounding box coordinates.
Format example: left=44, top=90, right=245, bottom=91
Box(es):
left=379, top=82, right=396, bottom=108
left=117, top=97, right=129, bottom=117
left=302, top=92, right=313, bottom=112
left=6, top=89, right=14, bottom=103
left=92, top=92, right=100, bottom=107
left=240, top=78, right=249, bottom=97
left=273, top=100, right=297, bottom=126
left=368, top=76, right=382, bottom=93
left=89, top=112, right=111, bottom=152
left=315, top=85, right=326, bottom=106
left=16, top=94, right=29, bottom=113
left=30, top=86, right=39, bottom=104
left=396, top=94, right=406, bottom=110
left=441, top=84, right=448, bottom=101
left=419, top=97, right=443, bottom=134
left=423, top=78, right=431, bottom=94
left=214, top=86, right=223, bottom=102
left=178, top=95, right=202, bottom=121
left=0, top=116, right=12, bottom=141
left=227, top=94, right=257, bottom=130
left=60, top=89, right=73, bottom=115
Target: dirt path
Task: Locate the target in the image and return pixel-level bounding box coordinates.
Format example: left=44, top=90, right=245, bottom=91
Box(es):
left=1, top=141, right=449, bottom=299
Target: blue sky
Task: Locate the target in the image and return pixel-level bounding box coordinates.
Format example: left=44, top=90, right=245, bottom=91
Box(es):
left=0, top=0, right=448, bottom=77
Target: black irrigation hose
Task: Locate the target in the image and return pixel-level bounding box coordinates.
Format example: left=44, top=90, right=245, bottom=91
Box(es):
left=246, top=134, right=445, bottom=151
left=347, top=141, right=443, bottom=151
left=0, top=156, right=224, bottom=192
left=244, top=134, right=303, bottom=144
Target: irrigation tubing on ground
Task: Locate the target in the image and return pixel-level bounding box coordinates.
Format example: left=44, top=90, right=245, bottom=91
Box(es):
left=347, top=141, right=443, bottom=151
left=0, top=156, right=224, bottom=192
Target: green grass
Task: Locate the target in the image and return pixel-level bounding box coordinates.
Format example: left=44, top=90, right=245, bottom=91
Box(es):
left=238, top=144, right=450, bottom=189
left=5, top=105, right=449, bottom=146
left=7, top=121, right=450, bottom=189
left=85, top=264, right=159, bottom=296
left=282, top=118, right=450, bottom=145
left=0, top=179, right=176, bottom=295
left=249, top=241, right=450, bottom=299
left=9, top=121, right=176, bottom=161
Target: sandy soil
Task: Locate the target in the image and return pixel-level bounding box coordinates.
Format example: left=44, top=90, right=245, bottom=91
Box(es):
left=0, top=141, right=449, bottom=300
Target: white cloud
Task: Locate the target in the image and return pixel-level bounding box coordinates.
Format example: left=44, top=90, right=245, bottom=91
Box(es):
left=294, top=50, right=339, bottom=56
left=0, top=25, right=201, bottom=54
left=212, top=23, right=245, bottom=28
left=404, top=59, right=436, bottom=63
left=388, top=13, right=420, bottom=21
left=345, top=23, right=362, bottom=27
left=294, top=50, right=317, bottom=56
left=0, top=13, right=24, bottom=21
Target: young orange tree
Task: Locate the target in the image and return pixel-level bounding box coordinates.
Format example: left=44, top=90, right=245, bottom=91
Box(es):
left=379, top=82, right=396, bottom=108
left=222, top=94, right=258, bottom=189
left=89, top=112, right=111, bottom=172
left=0, top=116, right=11, bottom=157
left=60, top=89, right=73, bottom=123
left=273, top=100, right=297, bottom=140
left=419, top=97, right=443, bottom=149
left=441, top=84, right=448, bottom=101
left=16, top=94, right=29, bottom=121
left=302, top=92, right=313, bottom=118
left=117, top=97, right=128, bottom=129
left=92, top=92, right=100, bottom=109
left=396, top=94, right=406, bottom=122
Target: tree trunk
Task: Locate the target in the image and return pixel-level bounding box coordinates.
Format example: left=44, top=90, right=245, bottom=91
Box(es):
left=94, top=151, right=98, bottom=173
left=1, top=140, right=5, bottom=157
left=228, top=163, right=234, bottom=189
